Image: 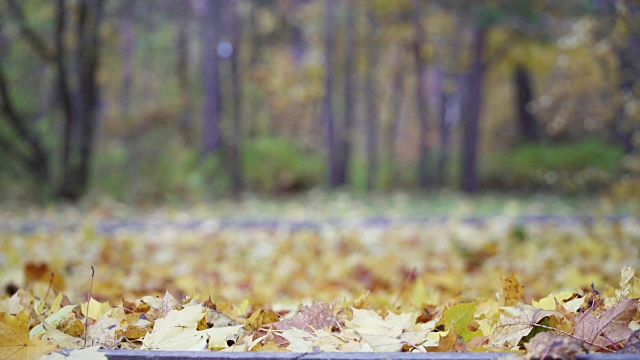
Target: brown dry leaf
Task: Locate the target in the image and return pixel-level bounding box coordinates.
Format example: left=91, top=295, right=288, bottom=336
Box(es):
left=492, top=305, right=565, bottom=349
left=425, top=329, right=457, bottom=352
left=524, top=332, right=584, bottom=360
left=0, top=311, right=58, bottom=359
left=24, top=262, right=65, bottom=291
left=574, top=298, right=638, bottom=351
left=271, top=302, right=337, bottom=333
left=502, top=275, right=524, bottom=306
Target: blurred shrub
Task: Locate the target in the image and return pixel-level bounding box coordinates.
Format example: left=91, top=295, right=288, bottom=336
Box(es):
left=606, top=176, right=640, bottom=213
left=483, top=139, right=624, bottom=193
left=242, top=137, right=322, bottom=193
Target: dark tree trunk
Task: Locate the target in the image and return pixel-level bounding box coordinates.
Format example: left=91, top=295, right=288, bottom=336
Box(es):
left=199, top=0, right=222, bottom=154
left=1, top=0, right=105, bottom=201
left=119, top=1, right=135, bottom=119
left=514, top=64, right=539, bottom=143
left=612, top=2, right=640, bottom=153
left=229, top=0, right=243, bottom=197
left=176, top=0, right=193, bottom=143
left=59, top=0, right=105, bottom=200
left=322, top=0, right=339, bottom=188
left=460, top=27, right=486, bottom=193
left=365, top=12, right=379, bottom=191
left=335, top=0, right=356, bottom=187
left=413, top=0, right=430, bottom=189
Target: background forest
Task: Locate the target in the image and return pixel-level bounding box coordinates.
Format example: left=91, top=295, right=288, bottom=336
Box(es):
left=0, top=0, right=639, bottom=205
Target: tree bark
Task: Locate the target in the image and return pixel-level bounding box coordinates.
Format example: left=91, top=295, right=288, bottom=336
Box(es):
left=322, top=0, right=339, bottom=188
left=119, top=1, right=135, bottom=119
left=436, top=73, right=455, bottom=187
left=365, top=11, right=379, bottom=191
left=229, top=0, right=244, bottom=197
left=413, top=0, right=430, bottom=189
left=1, top=0, right=105, bottom=201
left=335, top=0, right=356, bottom=187
left=514, top=64, right=539, bottom=143
left=460, top=26, right=486, bottom=193
left=387, top=69, right=404, bottom=188
left=199, top=0, right=223, bottom=154
left=612, top=2, right=640, bottom=153
left=58, top=0, right=105, bottom=200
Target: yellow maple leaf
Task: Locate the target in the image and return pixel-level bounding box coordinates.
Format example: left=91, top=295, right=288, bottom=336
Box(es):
left=501, top=274, right=524, bottom=306
left=0, top=311, right=58, bottom=359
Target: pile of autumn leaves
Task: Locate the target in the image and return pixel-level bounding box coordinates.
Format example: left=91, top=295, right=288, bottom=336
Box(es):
left=1, top=267, right=639, bottom=358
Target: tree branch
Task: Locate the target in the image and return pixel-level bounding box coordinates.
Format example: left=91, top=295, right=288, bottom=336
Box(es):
left=7, top=0, right=55, bottom=62
left=0, top=53, right=49, bottom=173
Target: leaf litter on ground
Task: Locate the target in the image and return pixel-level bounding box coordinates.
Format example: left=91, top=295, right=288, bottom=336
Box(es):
left=0, top=206, right=639, bottom=357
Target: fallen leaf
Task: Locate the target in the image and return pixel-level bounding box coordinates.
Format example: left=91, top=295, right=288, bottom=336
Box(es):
left=81, top=299, right=111, bottom=321
left=524, top=332, right=584, bottom=360
left=425, top=329, right=457, bottom=352
left=41, top=321, right=84, bottom=349
left=281, top=327, right=343, bottom=352
left=30, top=305, right=76, bottom=337
left=574, top=298, right=638, bottom=351
left=41, top=346, right=107, bottom=359
left=272, top=302, right=336, bottom=333
left=621, top=329, right=640, bottom=353
left=245, top=309, right=280, bottom=331
left=0, top=311, right=58, bottom=359
left=141, top=304, right=243, bottom=351
left=502, top=275, right=524, bottom=306
left=492, top=305, right=564, bottom=349
left=437, top=302, right=481, bottom=342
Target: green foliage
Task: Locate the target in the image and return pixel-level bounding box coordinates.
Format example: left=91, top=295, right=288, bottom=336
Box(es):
left=483, top=140, right=624, bottom=193
left=242, top=137, right=323, bottom=193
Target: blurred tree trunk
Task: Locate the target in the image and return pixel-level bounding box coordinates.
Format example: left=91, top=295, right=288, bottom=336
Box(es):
left=365, top=11, right=379, bottom=191
left=322, top=0, right=339, bottom=188
left=176, top=0, right=193, bottom=143
left=198, top=0, right=222, bottom=154
left=460, top=26, right=486, bottom=193
left=387, top=69, right=404, bottom=188
left=335, top=0, right=356, bottom=187
left=0, top=0, right=106, bottom=201
left=119, top=1, right=135, bottom=119
left=413, top=0, right=430, bottom=189
left=612, top=1, right=640, bottom=153
left=436, top=74, right=456, bottom=187
left=229, top=0, right=244, bottom=197
left=514, top=64, right=539, bottom=143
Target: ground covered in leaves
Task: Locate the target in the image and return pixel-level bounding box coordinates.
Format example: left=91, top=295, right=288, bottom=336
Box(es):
left=0, top=197, right=639, bottom=358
